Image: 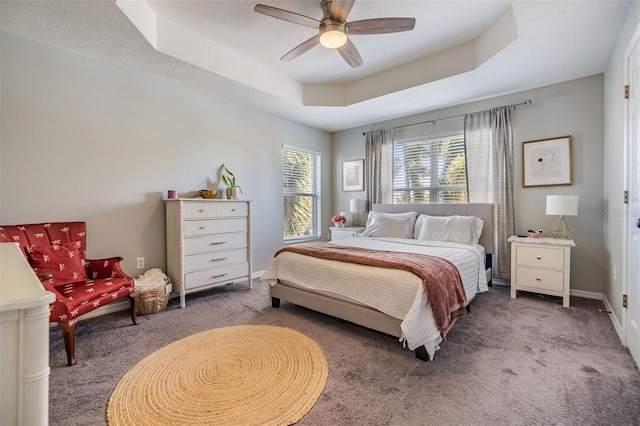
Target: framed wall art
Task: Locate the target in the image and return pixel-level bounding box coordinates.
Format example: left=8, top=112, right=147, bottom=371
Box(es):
left=522, top=136, right=573, bottom=187
left=342, top=159, right=364, bottom=192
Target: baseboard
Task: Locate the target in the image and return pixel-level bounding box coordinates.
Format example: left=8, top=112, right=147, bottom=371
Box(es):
left=602, top=293, right=625, bottom=344
left=252, top=270, right=264, bottom=279
left=569, top=289, right=603, bottom=300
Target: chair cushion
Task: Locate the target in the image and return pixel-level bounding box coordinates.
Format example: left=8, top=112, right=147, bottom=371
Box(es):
left=28, top=241, right=88, bottom=285
left=50, top=277, right=134, bottom=322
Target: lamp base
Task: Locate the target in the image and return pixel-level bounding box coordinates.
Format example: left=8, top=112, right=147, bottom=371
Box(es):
left=550, top=215, right=574, bottom=239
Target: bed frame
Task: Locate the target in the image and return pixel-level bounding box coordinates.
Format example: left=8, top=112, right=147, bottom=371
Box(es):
left=270, top=203, right=495, bottom=361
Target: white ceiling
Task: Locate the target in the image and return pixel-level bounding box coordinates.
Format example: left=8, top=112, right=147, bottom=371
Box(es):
left=0, top=0, right=632, bottom=132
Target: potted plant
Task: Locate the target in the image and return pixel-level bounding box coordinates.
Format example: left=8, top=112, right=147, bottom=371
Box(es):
left=222, top=164, right=242, bottom=200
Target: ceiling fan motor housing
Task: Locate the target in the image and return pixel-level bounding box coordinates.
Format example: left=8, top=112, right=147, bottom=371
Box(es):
left=319, top=22, right=347, bottom=48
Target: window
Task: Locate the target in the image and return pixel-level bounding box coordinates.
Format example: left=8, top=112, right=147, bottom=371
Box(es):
left=393, top=134, right=467, bottom=203
left=283, top=145, right=321, bottom=242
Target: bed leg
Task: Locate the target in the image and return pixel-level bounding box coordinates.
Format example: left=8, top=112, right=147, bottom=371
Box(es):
left=414, top=345, right=429, bottom=362
left=271, top=297, right=280, bottom=308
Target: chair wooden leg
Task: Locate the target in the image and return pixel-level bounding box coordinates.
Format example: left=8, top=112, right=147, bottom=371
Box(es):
left=128, top=295, right=138, bottom=325
left=58, top=319, right=78, bottom=366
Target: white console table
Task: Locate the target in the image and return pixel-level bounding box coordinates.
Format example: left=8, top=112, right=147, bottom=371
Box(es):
left=0, top=242, right=55, bottom=426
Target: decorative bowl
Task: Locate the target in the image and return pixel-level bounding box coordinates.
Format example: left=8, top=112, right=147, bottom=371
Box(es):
left=199, top=189, right=218, bottom=199
left=527, top=231, right=541, bottom=238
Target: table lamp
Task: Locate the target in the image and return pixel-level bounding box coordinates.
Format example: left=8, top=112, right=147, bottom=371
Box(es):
left=546, top=194, right=579, bottom=239
left=350, top=198, right=367, bottom=226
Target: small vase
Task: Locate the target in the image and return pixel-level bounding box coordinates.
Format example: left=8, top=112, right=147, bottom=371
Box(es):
left=334, top=222, right=344, bottom=228
left=226, top=187, right=238, bottom=200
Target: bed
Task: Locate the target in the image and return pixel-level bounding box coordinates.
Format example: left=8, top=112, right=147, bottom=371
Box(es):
left=261, top=203, right=494, bottom=361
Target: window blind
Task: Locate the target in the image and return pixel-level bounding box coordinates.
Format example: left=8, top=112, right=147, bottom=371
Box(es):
left=393, top=134, right=467, bottom=203
left=283, top=145, right=321, bottom=241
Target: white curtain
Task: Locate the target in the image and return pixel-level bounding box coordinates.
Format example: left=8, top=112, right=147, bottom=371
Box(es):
left=365, top=129, right=394, bottom=207
left=464, top=107, right=515, bottom=280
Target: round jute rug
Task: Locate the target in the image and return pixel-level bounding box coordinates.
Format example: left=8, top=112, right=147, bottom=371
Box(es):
left=107, top=324, right=328, bottom=426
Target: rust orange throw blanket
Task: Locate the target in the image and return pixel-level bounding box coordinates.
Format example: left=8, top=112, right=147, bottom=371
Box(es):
left=275, top=242, right=468, bottom=336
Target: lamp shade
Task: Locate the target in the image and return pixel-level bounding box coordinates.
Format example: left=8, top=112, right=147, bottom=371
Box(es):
left=546, top=195, right=579, bottom=216
left=350, top=198, right=367, bottom=213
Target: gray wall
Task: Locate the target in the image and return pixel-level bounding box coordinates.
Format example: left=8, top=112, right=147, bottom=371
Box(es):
left=333, top=75, right=606, bottom=294
left=0, top=33, right=332, bottom=277
left=604, top=2, right=640, bottom=330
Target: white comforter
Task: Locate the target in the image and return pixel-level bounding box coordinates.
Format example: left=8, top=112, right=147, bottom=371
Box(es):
left=261, top=237, right=488, bottom=359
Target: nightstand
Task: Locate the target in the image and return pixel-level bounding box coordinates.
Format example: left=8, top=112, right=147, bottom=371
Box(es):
left=508, top=235, right=575, bottom=307
left=330, top=226, right=365, bottom=241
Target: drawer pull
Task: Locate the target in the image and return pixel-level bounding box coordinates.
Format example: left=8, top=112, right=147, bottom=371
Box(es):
left=198, top=209, right=204, bottom=212
left=199, top=226, right=205, bottom=230
left=210, top=257, right=228, bottom=262
left=536, top=277, right=541, bottom=281
left=210, top=241, right=227, bottom=245
left=211, top=272, right=228, bottom=279
left=231, top=208, right=236, bottom=211
left=536, top=256, right=542, bottom=259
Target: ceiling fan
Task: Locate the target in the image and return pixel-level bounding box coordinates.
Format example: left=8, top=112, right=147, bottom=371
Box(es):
left=254, top=0, right=416, bottom=68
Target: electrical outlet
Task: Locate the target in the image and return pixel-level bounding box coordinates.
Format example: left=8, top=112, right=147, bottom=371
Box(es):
left=136, top=257, right=145, bottom=269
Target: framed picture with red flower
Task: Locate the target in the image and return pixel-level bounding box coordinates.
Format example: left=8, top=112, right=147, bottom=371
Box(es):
left=522, top=135, right=572, bottom=187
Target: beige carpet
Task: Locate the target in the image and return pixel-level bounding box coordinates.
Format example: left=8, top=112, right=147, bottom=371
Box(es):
left=107, top=324, right=328, bottom=426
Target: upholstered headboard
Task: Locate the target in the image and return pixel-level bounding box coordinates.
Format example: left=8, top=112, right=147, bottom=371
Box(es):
left=372, top=203, right=494, bottom=254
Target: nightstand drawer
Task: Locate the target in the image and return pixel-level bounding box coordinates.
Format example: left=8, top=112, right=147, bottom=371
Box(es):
left=515, top=267, right=564, bottom=292
left=516, top=246, right=564, bottom=270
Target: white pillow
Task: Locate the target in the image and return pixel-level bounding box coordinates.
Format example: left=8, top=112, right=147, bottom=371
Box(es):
left=416, top=215, right=484, bottom=245
left=362, top=211, right=418, bottom=239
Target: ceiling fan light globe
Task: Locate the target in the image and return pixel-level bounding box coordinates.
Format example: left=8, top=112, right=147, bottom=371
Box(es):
left=320, top=30, right=347, bottom=48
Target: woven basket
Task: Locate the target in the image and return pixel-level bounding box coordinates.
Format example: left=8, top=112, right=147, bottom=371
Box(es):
left=136, top=278, right=171, bottom=315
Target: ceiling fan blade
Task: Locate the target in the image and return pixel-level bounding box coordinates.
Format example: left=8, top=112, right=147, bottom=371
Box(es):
left=347, top=17, right=416, bottom=35
left=337, top=38, right=363, bottom=68
left=329, top=0, right=355, bottom=23
left=254, top=4, right=319, bottom=29
left=281, top=34, right=321, bottom=61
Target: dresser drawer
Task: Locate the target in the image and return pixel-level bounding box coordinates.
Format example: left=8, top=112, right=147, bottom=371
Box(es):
left=185, top=263, right=249, bottom=290
left=184, top=202, right=247, bottom=219
left=184, top=219, right=246, bottom=237
left=184, top=248, right=248, bottom=272
left=515, top=266, right=564, bottom=292
left=184, top=232, right=247, bottom=255
left=515, top=246, right=564, bottom=270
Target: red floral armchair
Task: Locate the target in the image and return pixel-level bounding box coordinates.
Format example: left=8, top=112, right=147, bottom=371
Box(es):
left=0, top=222, right=137, bottom=366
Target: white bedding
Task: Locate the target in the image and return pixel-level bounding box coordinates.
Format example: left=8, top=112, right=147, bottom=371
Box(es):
left=261, top=236, right=488, bottom=360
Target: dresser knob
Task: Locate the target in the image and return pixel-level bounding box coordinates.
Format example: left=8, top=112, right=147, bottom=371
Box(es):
left=198, top=209, right=204, bottom=212
left=199, top=226, right=205, bottom=230
left=536, top=277, right=541, bottom=281
left=536, top=256, right=542, bottom=259
left=231, top=208, right=236, bottom=212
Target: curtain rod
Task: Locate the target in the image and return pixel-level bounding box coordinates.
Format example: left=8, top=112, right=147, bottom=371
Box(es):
left=362, top=99, right=532, bottom=136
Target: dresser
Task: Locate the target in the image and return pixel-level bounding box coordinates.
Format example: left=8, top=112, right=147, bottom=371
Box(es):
left=166, top=199, right=251, bottom=308
left=508, top=235, right=574, bottom=307
left=0, top=243, right=55, bottom=426
left=330, top=226, right=365, bottom=241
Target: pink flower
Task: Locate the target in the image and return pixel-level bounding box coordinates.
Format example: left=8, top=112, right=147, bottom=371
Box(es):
left=331, top=215, right=346, bottom=224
